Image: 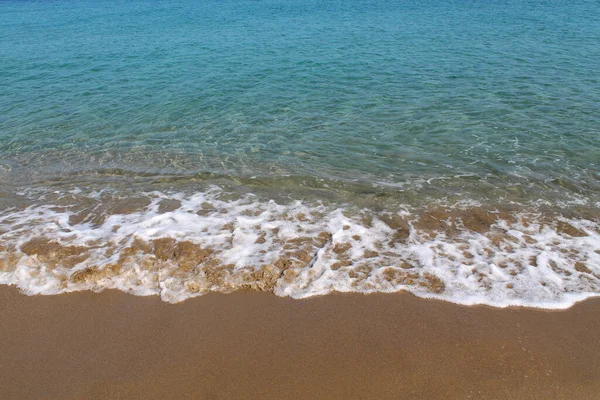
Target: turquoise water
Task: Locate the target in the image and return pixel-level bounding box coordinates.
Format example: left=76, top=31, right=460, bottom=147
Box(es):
left=1, top=0, right=600, bottom=308
left=1, top=0, right=599, bottom=205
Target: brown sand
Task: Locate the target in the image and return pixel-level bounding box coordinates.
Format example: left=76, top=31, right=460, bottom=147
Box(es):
left=1, top=286, right=599, bottom=400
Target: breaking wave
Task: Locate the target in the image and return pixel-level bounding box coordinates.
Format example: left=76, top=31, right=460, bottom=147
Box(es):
left=1, top=186, right=599, bottom=309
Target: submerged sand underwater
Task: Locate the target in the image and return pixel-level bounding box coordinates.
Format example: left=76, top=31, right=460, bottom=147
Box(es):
left=2, top=0, right=600, bottom=310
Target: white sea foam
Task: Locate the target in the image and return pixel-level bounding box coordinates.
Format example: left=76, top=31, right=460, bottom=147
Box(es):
left=0, top=186, right=599, bottom=309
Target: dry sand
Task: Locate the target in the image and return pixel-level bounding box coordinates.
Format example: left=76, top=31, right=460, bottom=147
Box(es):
left=1, top=286, right=599, bottom=399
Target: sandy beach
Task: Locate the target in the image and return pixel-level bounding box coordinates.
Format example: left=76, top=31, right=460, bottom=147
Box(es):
left=1, top=286, right=599, bottom=399
left=2, top=0, right=599, bottom=399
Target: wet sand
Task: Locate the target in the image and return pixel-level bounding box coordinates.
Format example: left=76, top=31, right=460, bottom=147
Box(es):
left=1, top=286, right=599, bottom=400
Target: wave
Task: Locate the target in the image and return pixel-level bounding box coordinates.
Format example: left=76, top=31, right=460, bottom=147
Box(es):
left=0, top=186, right=599, bottom=309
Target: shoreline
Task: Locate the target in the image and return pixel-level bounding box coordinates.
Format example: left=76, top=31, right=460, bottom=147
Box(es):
left=2, top=186, right=599, bottom=309
left=2, top=286, right=600, bottom=399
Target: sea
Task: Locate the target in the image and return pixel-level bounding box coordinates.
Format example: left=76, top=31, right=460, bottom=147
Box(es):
left=1, top=0, right=599, bottom=308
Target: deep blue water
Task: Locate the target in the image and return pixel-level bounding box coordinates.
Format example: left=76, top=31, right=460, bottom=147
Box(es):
left=1, top=0, right=599, bottom=204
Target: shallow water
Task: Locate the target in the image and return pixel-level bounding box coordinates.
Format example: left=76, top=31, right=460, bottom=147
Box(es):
left=1, top=0, right=599, bottom=308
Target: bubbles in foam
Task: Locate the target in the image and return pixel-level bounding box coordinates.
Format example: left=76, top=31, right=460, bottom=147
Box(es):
left=0, top=186, right=599, bottom=309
